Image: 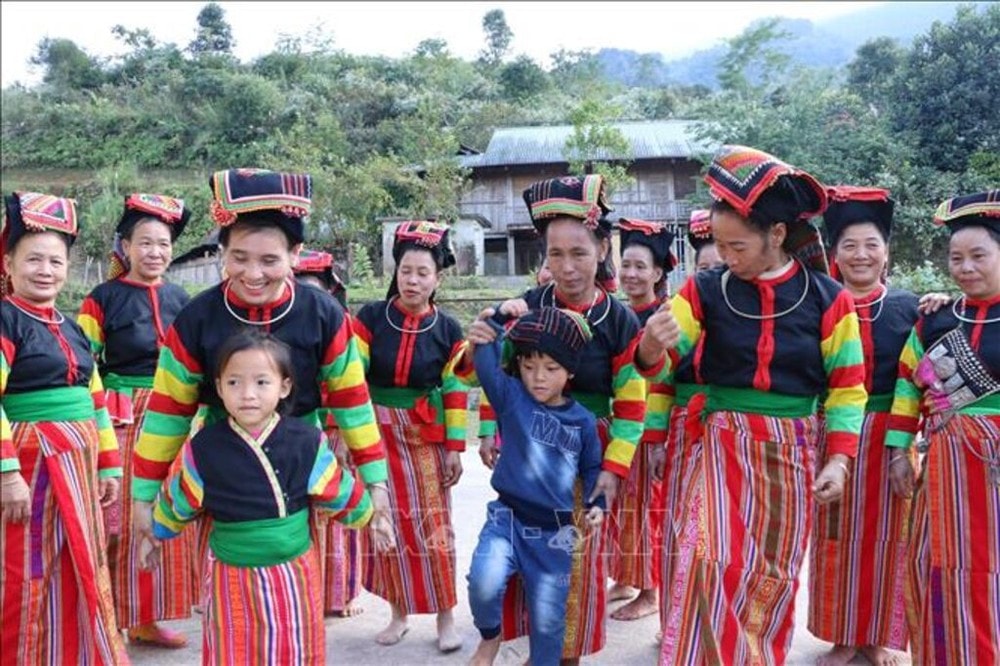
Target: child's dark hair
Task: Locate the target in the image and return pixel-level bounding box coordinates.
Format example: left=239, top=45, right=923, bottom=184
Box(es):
left=215, top=329, right=296, bottom=414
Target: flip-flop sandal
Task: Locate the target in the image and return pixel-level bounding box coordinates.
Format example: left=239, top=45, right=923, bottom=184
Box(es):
left=128, top=625, right=189, bottom=649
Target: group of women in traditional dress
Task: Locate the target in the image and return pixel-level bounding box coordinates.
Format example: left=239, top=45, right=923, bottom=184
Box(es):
left=1, top=150, right=996, bottom=666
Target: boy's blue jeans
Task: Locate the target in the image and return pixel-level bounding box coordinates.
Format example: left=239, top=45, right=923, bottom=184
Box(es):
left=467, top=500, right=576, bottom=666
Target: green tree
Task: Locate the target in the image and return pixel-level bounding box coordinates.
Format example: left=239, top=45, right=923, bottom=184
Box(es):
left=188, top=2, right=235, bottom=56
left=564, top=98, right=633, bottom=194
left=30, top=38, right=105, bottom=90
left=887, top=4, right=1000, bottom=172
left=846, top=37, right=904, bottom=110
left=499, top=55, right=549, bottom=101
left=716, top=18, right=791, bottom=98
left=479, top=9, right=513, bottom=67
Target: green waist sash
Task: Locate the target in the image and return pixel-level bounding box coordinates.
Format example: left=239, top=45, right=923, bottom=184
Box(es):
left=573, top=391, right=612, bottom=418
left=866, top=393, right=894, bottom=413
left=370, top=385, right=434, bottom=408
left=707, top=386, right=818, bottom=419
left=3, top=387, right=94, bottom=422
left=102, top=373, right=154, bottom=391
left=210, top=509, right=310, bottom=567
left=674, top=383, right=705, bottom=408
left=959, top=392, right=1000, bottom=415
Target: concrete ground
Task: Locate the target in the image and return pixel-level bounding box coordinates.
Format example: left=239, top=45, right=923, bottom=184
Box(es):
left=127, top=445, right=910, bottom=665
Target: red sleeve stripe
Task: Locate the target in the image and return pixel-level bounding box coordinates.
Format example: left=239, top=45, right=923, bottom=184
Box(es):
left=134, top=457, right=173, bottom=482
left=611, top=334, right=641, bottom=375
left=820, top=290, right=856, bottom=338
left=887, top=414, right=919, bottom=434
left=1, top=336, right=15, bottom=361
left=825, top=432, right=859, bottom=457
left=602, top=459, right=630, bottom=477
left=443, top=392, right=467, bottom=409
left=827, top=364, right=866, bottom=389
left=164, top=328, right=202, bottom=374
left=97, top=449, right=120, bottom=470
left=349, top=446, right=385, bottom=467
left=680, top=276, right=703, bottom=321
left=322, top=323, right=350, bottom=366
left=325, top=384, right=372, bottom=409
left=147, top=393, right=198, bottom=417
left=352, top=317, right=372, bottom=345
left=79, top=297, right=105, bottom=324
left=612, top=401, right=646, bottom=421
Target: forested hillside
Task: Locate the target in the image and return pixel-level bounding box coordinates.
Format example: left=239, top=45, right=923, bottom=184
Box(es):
left=2, top=3, right=997, bottom=285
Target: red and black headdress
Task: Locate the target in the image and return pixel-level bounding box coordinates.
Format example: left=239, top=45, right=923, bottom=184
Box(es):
left=705, top=145, right=829, bottom=273
left=823, top=186, right=894, bottom=245
left=294, top=248, right=347, bottom=307
left=933, top=189, right=1000, bottom=236
left=209, top=168, right=312, bottom=245
left=618, top=218, right=677, bottom=274
left=1, top=192, right=80, bottom=297
left=687, top=209, right=714, bottom=250
left=108, top=193, right=191, bottom=281
left=387, top=220, right=456, bottom=300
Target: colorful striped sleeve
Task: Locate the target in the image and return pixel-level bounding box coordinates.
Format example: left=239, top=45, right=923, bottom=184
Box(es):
left=441, top=340, right=470, bottom=452
left=670, top=278, right=704, bottom=368
left=309, top=433, right=373, bottom=528
left=0, top=334, right=16, bottom=473
left=351, top=313, right=372, bottom=373
left=603, top=334, right=649, bottom=478
left=320, top=318, right=387, bottom=485
left=133, top=326, right=204, bottom=502
left=819, top=290, right=867, bottom=457
left=886, top=326, right=923, bottom=448
left=89, top=368, right=122, bottom=478
left=477, top=392, right=497, bottom=438
left=151, top=441, right=204, bottom=540
left=76, top=295, right=106, bottom=357
left=642, top=380, right=672, bottom=445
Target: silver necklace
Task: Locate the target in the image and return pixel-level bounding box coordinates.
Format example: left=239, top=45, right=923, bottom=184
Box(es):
left=721, top=259, right=810, bottom=321
left=385, top=296, right=438, bottom=334
left=855, top=285, right=888, bottom=323
left=223, top=279, right=296, bottom=326
left=7, top=298, right=65, bottom=325
left=952, top=296, right=1000, bottom=325
left=541, top=283, right=612, bottom=327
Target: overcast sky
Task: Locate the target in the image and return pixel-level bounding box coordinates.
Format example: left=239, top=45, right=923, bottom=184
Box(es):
left=1, top=1, right=885, bottom=87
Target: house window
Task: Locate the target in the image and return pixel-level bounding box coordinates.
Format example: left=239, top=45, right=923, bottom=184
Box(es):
left=513, top=233, right=544, bottom=275
left=484, top=237, right=509, bottom=276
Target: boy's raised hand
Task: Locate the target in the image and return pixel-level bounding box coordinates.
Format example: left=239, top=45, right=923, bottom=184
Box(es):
left=467, top=307, right=500, bottom=345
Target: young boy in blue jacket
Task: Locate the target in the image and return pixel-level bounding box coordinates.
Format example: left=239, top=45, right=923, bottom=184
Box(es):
left=464, top=306, right=606, bottom=666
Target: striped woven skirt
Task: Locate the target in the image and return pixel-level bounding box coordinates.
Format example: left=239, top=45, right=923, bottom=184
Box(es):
left=610, top=439, right=665, bottom=590
left=659, top=403, right=705, bottom=634
left=659, top=410, right=819, bottom=666
left=808, top=411, right=911, bottom=650
left=1, top=420, right=128, bottom=665
left=107, top=387, right=195, bottom=629
left=317, top=429, right=362, bottom=614
left=362, top=404, right=457, bottom=614
left=500, top=417, right=612, bottom=658
left=906, top=413, right=1000, bottom=665
left=203, top=548, right=324, bottom=665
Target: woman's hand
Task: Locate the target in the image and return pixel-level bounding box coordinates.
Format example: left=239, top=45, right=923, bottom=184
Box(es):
left=1, top=471, right=31, bottom=523
left=478, top=435, right=499, bottom=469
left=498, top=298, right=529, bottom=319
left=813, top=454, right=850, bottom=504
left=367, top=484, right=396, bottom=553
left=917, top=292, right=952, bottom=315
left=589, top=470, right=620, bottom=508
left=650, top=444, right=666, bottom=482
left=887, top=449, right=916, bottom=498
left=138, top=535, right=162, bottom=571
left=584, top=505, right=604, bottom=530
left=442, top=450, right=463, bottom=487
left=133, top=500, right=155, bottom=542
left=637, top=300, right=680, bottom=368
left=98, top=477, right=120, bottom=508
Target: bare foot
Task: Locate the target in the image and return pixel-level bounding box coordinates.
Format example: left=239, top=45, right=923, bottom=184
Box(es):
left=328, top=598, right=365, bottom=618
left=610, top=588, right=658, bottom=621
left=469, top=636, right=501, bottom=665
left=607, top=582, right=636, bottom=603
left=816, top=644, right=857, bottom=666
left=860, top=645, right=904, bottom=666
left=127, top=622, right=188, bottom=649
left=437, top=609, right=462, bottom=652
left=375, top=607, right=409, bottom=646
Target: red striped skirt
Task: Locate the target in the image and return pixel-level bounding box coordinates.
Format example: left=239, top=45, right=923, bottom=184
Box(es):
left=659, top=404, right=705, bottom=634
left=500, top=417, right=612, bottom=658
left=659, top=410, right=819, bottom=666
left=316, top=429, right=362, bottom=614
left=107, top=387, right=195, bottom=629
left=1, top=420, right=128, bottom=665
left=362, top=404, right=456, bottom=614
left=610, top=439, right=665, bottom=589
left=203, top=548, right=324, bottom=665
left=808, top=411, right=912, bottom=650
left=907, top=413, right=1000, bottom=665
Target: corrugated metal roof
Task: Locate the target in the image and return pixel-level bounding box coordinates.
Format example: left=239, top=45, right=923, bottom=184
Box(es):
left=460, top=119, right=713, bottom=168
